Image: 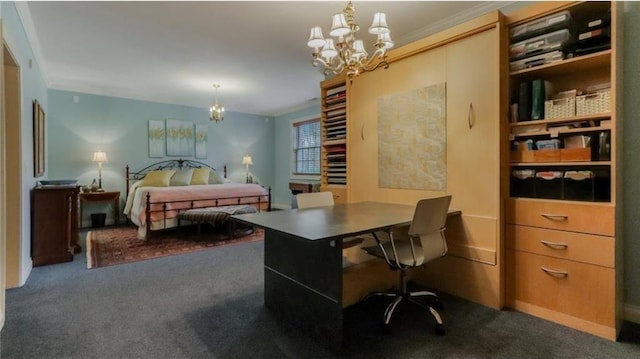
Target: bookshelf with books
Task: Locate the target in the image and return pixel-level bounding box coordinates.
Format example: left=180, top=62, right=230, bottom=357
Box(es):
left=320, top=76, right=348, bottom=203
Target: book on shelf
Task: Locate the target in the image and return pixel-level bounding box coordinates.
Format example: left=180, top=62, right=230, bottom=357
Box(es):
left=325, top=123, right=346, bottom=129
left=326, top=85, right=346, bottom=96
left=324, top=138, right=346, bottom=146
left=325, top=115, right=346, bottom=123
left=326, top=108, right=346, bottom=117
left=327, top=130, right=347, bottom=137
left=325, top=94, right=346, bottom=105
left=325, top=102, right=346, bottom=111
left=325, top=134, right=346, bottom=141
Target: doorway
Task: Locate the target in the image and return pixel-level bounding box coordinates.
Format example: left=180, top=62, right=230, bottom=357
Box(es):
left=3, top=41, right=23, bottom=288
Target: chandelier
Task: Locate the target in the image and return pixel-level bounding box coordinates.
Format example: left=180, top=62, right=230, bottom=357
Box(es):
left=307, top=1, right=393, bottom=79
left=209, top=84, right=224, bottom=122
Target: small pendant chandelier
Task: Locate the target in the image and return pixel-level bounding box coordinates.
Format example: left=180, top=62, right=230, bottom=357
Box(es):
left=209, top=84, right=224, bottom=122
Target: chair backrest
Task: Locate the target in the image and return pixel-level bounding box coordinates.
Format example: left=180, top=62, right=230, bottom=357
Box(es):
left=296, top=192, right=335, bottom=209
left=408, top=195, right=452, bottom=261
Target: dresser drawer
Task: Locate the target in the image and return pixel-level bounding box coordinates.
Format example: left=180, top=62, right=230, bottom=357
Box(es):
left=506, top=224, right=614, bottom=267
left=506, top=250, right=615, bottom=327
left=506, top=198, right=614, bottom=236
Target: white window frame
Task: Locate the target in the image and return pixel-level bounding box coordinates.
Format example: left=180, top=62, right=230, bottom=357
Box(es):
left=291, top=116, right=321, bottom=179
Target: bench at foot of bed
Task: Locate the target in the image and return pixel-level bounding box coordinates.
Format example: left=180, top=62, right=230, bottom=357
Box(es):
left=177, top=205, right=258, bottom=238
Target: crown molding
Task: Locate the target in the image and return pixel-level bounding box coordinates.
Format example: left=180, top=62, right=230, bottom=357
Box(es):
left=398, top=1, right=517, bottom=46
left=14, top=2, right=50, bottom=87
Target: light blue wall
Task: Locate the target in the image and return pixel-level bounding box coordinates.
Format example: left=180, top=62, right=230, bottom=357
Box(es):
left=272, top=104, right=321, bottom=208
left=2, top=1, right=49, bottom=283
left=47, top=90, right=274, bottom=225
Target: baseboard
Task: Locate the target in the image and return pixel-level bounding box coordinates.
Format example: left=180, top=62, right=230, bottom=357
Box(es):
left=624, top=303, right=640, bottom=324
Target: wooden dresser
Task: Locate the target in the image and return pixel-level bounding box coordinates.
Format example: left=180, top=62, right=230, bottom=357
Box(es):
left=31, top=186, right=79, bottom=266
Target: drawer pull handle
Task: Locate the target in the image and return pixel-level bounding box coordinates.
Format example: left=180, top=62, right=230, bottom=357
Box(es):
left=540, top=213, right=568, bottom=221
left=541, top=266, right=568, bottom=278
left=540, top=240, right=568, bottom=249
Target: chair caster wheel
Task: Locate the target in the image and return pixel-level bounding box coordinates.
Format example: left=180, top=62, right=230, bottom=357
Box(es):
left=435, top=323, right=446, bottom=336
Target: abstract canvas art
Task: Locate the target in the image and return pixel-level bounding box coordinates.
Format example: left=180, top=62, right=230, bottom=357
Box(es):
left=148, top=120, right=165, bottom=158
left=166, top=119, right=194, bottom=157
left=195, top=124, right=208, bottom=159
left=378, top=83, right=447, bottom=190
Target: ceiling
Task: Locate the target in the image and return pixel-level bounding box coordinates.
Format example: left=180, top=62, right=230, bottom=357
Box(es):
left=19, top=1, right=508, bottom=117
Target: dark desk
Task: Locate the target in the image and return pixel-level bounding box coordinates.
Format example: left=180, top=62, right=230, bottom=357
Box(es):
left=232, top=201, right=418, bottom=349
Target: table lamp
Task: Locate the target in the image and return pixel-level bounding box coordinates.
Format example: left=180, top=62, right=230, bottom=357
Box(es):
left=92, top=150, right=108, bottom=191
left=242, top=154, right=253, bottom=183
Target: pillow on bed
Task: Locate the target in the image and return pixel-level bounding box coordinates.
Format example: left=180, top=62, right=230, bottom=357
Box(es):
left=190, top=168, right=211, bottom=185
left=208, top=170, right=224, bottom=184
left=141, top=170, right=176, bottom=187
left=170, top=169, right=194, bottom=186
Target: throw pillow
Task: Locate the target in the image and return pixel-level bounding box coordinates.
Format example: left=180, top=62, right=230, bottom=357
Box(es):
left=208, top=170, right=224, bottom=184
left=170, top=169, right=194, bottom=186
left=141, top=170, right=176, bottom=187
left=191, top=168, right=211, bottom=185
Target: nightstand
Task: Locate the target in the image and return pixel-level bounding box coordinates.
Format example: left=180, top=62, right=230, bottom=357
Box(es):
left=79, top=191, right=120, bottom=227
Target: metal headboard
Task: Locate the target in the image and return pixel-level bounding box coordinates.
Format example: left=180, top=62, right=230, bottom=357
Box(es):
left=125, top=159, right=227, bottom=197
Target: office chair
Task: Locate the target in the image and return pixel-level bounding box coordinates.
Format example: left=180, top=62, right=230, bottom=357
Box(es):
left=362, top=195, right=452, bottom=335
left=296, top=192, right=364, bottom=250
left=295, top=191, right=335, bottom=209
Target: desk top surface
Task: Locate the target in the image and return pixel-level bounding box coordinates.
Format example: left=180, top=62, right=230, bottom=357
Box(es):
left=233, top=201, right=460, bottom=241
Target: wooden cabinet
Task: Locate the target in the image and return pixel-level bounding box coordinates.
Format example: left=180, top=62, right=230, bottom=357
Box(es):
left=345, top=12, right=505, bottom=309
left=320, top=75, right=349, bottom=204
left=504, top=1, right=621, bottom=340
left=31, top=186, right=79, bottom=266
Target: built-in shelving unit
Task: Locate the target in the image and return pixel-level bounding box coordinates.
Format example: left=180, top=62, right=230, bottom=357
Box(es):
left=320, top=76, right=348, bottom=203
left=505, top=1, right=621, bottom=341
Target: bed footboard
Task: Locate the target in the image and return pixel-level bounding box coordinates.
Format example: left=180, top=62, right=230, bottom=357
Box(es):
left=144, top=187, right=271, bottom=239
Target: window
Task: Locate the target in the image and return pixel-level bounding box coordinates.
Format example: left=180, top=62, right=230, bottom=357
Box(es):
left=293, top=118, right=321, bottom=175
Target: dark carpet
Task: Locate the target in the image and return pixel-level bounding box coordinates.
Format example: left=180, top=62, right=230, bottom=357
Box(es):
left=1, top=230, right=639, bottom=358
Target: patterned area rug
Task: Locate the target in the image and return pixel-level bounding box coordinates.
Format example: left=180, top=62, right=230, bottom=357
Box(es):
left=86, top=226, right=263, bottom=269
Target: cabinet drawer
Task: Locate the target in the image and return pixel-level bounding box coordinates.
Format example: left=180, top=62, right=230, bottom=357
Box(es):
left=506, top=224, right=614, bottom=267
left=506, top=198, right=614, bottom=236
left=506, top=250, right=615, bottom=327
left=320, top=186, right=347, bottom=204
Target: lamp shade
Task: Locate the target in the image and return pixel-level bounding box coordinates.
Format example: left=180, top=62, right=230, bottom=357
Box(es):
left=307, top=26, right=326, bottom=48
left=368, top=12, right=390, bottom=35
left=242, top=155, right=253, bottom=166
left=92, top=150, right=108, bottom=163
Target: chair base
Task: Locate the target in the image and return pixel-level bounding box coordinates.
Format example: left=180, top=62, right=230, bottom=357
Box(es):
left=364, top=274, right=445, bottom=335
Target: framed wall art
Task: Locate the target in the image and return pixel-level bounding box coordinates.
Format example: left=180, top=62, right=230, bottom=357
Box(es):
left=148, top=120, right=165, bottom=158
left=33, top=100, right=45, bottom=177
left=166, top=119, right=194, bottom=156
left=195, top=124, right=208, bottom=159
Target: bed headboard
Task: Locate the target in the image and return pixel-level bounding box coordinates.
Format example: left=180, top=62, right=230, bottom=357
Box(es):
left=125, top=159, right=227, bottom=197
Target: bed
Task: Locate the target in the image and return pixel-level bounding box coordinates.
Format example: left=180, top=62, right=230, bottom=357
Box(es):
left=123, top=159, right=271, bottom=239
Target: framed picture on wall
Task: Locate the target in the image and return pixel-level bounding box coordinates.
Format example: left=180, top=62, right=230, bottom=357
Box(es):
left=148, top=120, right=165, bottom=158
left=166, top=119, right=194, bottom=156
left=195, top=124, right=207, bottom=159
left=33, top=100, right=45, bottom=177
